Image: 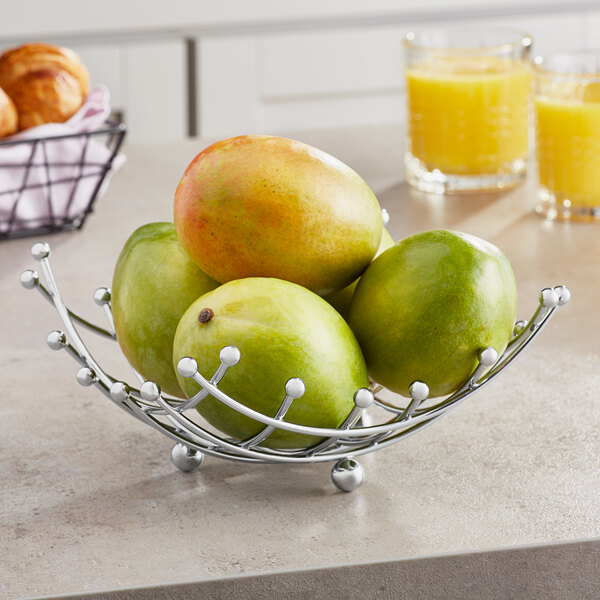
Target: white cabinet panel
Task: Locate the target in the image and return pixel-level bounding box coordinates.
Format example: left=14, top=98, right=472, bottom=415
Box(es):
left=74, top=40, right=187, bottom=143
left=69, top=43, right=124, bottom=109
left=584, top=11, right=600, bottom=49
left=124, top=39, right=187, bottom=144
left=69, top=39, right=187, bottom=143
left=264, top=94, right=404, bottom=133
left=259, top=26, right=404, bottom=99
left=198, top=35, right=260, bottom=138
left=199, top=28, right=405, bottom=137
left=468, top=13, right=587, bottom=56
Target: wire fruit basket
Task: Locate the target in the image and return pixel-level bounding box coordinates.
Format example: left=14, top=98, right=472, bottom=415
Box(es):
left=21, top=242, right=570, bottom=492
left=0, top=120, right=126, bottom=240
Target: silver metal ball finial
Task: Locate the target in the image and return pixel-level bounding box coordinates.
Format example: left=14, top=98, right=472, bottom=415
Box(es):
left=354, top=388, right=374, bottom=409
left=540, top=287, right=560, bottom=308
left=93, top=287, right=111, bottom=306
left=20, top=269, right=39, bottom=289
left=513, top=320, right=527, bottom=336
left=177, top=357, right=198, bottom=378
left=554, top=285, right=571, bottom=306
left=331, top=457, right=365, bottom=492
left=46, top=330, right=66, bottom=350
left=76, top=367, right=96, bottom=386
left=478, top=347, right=499, bottom=368
left=140, top=381, right=161, bottom=401
left=219, top=345, right=241, bottom=367
left=171, top=443, right=204, bottom=472
left=109, top=382, right=130, bottom=402
left=285, top=377, right=305, bottom=399
left=31, top=242, right=50, bottom=261
left=409, top=381, right=429, bottom=402
left=381, top=208, right=390, bottom=226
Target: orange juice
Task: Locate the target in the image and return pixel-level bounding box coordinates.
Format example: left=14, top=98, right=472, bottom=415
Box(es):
left=406, top=58, right=531, bottom=175
left=535, top=86, right=600, bottom=206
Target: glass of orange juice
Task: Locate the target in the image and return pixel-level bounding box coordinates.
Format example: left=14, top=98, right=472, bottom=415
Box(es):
left=534, top=51, right=600, bottom=222
left=404, top=29, right=532, bottom=194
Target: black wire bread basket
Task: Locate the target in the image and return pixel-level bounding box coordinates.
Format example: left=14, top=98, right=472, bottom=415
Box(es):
left=0, top=120, right=125, bottom=240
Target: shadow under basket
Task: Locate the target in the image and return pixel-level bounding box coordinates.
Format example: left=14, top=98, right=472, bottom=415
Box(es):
left=0, top=120, right=126, bottom=240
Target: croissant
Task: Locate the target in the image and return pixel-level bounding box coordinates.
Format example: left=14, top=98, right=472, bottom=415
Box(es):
left=0, top=43, right=90, bottom=130
left=0, top=86, right=18, bottom=137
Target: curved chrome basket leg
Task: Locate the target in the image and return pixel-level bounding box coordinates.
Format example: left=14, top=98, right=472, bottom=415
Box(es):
left=171, top=443, right=204, bottom=472
left=331, top=458, right=365, bottom=492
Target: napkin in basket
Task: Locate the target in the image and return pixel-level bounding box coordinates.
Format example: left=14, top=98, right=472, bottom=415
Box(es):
left=0, top=85, right=125, bottom=234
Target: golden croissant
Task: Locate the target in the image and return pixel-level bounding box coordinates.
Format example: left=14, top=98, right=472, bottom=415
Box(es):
left=0, top=43, right=90, bottom=131
left=0, top=86, right=18, bottom=137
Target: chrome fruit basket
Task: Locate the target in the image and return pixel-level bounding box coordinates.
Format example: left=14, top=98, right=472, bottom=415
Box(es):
left=21, top=242, right=570, bottom=492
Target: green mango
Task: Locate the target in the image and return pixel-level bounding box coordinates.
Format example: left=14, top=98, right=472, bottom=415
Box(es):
left=112, top=222, right=219, bottom=397
left=173, top=278, right=369, bottom=449
left=348, top=230, right=517, bottom=398
left=325, top=227, right=395, bottom=319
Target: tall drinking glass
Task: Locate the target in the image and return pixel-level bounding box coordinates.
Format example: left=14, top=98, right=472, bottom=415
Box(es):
left=404, top=29, right=532, bottom=194
left=534, top=51, right=600, bottom=222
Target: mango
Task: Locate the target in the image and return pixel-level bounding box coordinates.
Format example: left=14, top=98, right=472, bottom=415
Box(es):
left=174, top=135, right=383, bottom=296
left=112, top=222, right=219, bottom=397
left=348, top=230, right=517, bottom=397
left=173, top=278, right=369, bottom=449
left=325, top=227, right=394, bottom=318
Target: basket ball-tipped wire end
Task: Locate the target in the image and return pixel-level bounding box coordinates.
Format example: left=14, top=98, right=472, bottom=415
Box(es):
left=177, top=357, right=198, bottom=379
left=554, top=285, right=571, bottom=306
left=93, top=287, right=111, bottom=306
left=219, top=345, right=241, bottom=368
left=46, top=330, right=66, bottom=350
left=109, top=381, right=130, bottom=403
left=540, top=287, right=560, bottom=308
left=76, top=367, right=96, bottom=387
left=140, top=380, right=161, bottom=402
left=20, top=269, right=39, bottom=289
left=31, top=242, right=50, bottom=261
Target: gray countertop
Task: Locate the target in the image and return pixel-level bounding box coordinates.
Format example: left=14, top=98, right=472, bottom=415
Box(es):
left=1, top=126, right=599, bottom=599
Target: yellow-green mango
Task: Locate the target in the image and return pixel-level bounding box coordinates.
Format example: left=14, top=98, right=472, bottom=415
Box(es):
left=173, top=277, right=369, bottom=449
left=112, top=222, right=219, bottom=397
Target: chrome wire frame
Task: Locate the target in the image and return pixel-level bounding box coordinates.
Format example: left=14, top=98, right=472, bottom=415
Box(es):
left=21, top=242, right=571, bottom=491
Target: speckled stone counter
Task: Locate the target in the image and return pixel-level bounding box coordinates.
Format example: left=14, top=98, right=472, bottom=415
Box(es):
left=1, top=126, right=599, bottom=599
